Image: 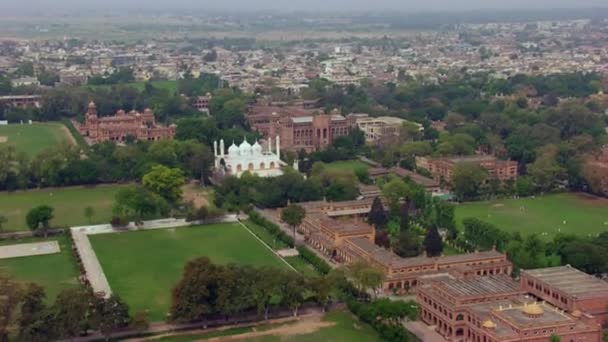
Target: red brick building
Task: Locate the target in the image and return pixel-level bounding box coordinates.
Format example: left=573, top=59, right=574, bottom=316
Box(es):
left=418, top=273, right=602, bottom=342
left=520, top=266, right=608, bottom=326
left=416, top=155, right=518, bottom=184
left=79, top=102, right=175, bottom=143
left=246, top=104, right=357, bottom=152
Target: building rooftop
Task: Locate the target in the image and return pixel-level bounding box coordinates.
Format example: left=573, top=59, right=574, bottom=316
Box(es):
left=435, top=275, right=522, bottom=299
left=522, top=266, right=608, bottom=299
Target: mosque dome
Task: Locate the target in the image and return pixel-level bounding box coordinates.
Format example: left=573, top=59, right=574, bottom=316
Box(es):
left=482, top=319, right=496, bottom=329
left=522, top=303, right=544, bottom=317
left=252, top=140, right=262, bottom=155
left=228, top=142, right=239, bottom=156
left=239, top=138, right=252, bottom=156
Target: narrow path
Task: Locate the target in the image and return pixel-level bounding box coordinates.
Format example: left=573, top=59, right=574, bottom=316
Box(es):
left=71, top=228, right=112, bottom=297
left=237, top=219, right=298, bottom=273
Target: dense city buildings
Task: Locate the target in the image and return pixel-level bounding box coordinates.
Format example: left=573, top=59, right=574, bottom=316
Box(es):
left=0, top=95, right=41, bottom=109
left=77, top=102, right=176, bottom=143
left=418, top=273, right=603, bottom=341
left=417, top=155, right=518, bottom=183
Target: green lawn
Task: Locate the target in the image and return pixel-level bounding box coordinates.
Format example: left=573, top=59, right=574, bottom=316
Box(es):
left=0, top=122, right=74, bottom=156
left=284, top=256, right=321, bottom=277
left=150, top=311, right=380, bottom=342
left=0, top=184, right=127, bottom=232
left=455, top=193, right=608, bottom=239
left=0, top=235, right=80, bottom=300
left=89, top=224, right=288, bottom=321
left=323, top=160, right=369, bottom=173
left=244, top=220, right=289, bottom=250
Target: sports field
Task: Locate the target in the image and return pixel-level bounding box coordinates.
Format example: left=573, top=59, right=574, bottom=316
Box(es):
left=0, top=122, right=75, bottom=156
left=455, top=193, right=608, bottom=239
left=0, top=184, right=127, bottom=232
left=0, top=235, right=80, bottom=300
left=323, top=160, right=369, bottom=173
left=89, top=224, right=288, bottom=320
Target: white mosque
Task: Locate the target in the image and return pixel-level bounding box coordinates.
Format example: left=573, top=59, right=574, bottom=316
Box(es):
left=213, top=136, right=287, bottom=178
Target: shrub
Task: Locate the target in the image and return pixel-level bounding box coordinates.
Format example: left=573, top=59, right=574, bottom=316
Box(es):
left=296, top=245, right=331, bottom=275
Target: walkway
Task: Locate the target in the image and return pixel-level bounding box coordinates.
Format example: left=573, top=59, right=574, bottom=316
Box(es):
left=404, top=321, right=448, bottom=342
left=0, top=241, right=60, bottom=259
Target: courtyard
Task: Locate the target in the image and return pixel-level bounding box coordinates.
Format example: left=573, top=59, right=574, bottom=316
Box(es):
left=455, top=192, right=608, bottom=239
left=0, top=184, right=126, bottom=232
left=89, top=223, right=289, bottom=320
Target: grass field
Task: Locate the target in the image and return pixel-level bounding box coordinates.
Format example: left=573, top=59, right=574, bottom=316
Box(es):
left=0, top=122, right=75, bottom=156
left=153, top=310, right=381, bottom=342
left=455, top=193, right=608, bottom=239
left=89, top=224, right=288, bottom=320
left=323, top=160, right=369, bottom=173
left=0, top=235, right=80, bottom=300
left=0, top=184, right=127, bottom=232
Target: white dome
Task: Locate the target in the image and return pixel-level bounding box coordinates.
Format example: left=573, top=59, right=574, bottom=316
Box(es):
left=228, top=142, right=239, bottom=156
left=239, top=139, right=252, bottom=155
left=252, top=140, right=262, bottom=155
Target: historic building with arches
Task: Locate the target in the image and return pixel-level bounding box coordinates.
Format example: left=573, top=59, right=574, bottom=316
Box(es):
left=213, top=136, right=286, bottom=178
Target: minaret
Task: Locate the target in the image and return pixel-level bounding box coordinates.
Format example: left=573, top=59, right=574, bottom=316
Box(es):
left=219, top=139, right=225, bottom=158
left=268, top=137, right=273, bottom=153
left=276, top=136, right=281, bottom=159
left=213, top=141, right=218, bottom=157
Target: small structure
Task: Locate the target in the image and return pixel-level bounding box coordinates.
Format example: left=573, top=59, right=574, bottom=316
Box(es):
left=213, top=136, right=285, bottom=178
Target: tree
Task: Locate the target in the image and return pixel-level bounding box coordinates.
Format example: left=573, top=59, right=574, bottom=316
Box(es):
left=393, top=230, right=421, bottom=258
left=113, top=186, right=169, bottom=223
left=170, top=257, right=218, bottom=322
left=281, top=204, right=306, bottom=246
left=18, top=283, right=52, bottom=342
left=94, top=295, right=131, bottom=339
left=550, top=334, right=561, bottom=342
left=142, top=165, right=186, bottom=205
left=0, top=273, right=22, bottom=342
left=251, top=266, right=282, bottom=320
left=25, top=205, right=54, bottom=237
left=130, top=311, right=150, bottom=333
left=451, top=163, right=488, bottom=201
left=0, top=216, right=6, bottom=233
left=382, top=178, right=409, bottom=214
left=368, top=197, right=388, bottom=230
left=424, top=225, right=443, bottom=257
left=280, top=273, right=306, bottom=316
left=51, top=288, right=91, bottom=339
left=399, top=200, right=410, bottom=232
left=84, top=206, right=95, bottom=224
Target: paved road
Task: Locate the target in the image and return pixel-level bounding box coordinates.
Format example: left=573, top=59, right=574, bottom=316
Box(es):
left=405, top=321, right=448, bottom=342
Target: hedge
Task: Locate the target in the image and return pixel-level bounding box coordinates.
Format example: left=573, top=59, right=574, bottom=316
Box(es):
left=248, top=211, right=294, bottom=247
left=296, top=245, right=331, bottom=275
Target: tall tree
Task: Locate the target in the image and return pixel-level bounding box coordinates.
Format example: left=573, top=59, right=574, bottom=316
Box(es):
left=142, top=165, right=186, bottom=205
left=170, top=257, right=218, bottom=322
left=281, top=204, right=306, bottom=246
left=0, top=274, right=22, bottom=342
left=25, top=205, right=54, bottom=237
left=368, top=197, right=388, bottom=230
left=452, top=163, right=488, bottom=201
left=424, top=225, right=444, bottom=257
left=18, top=284, right=52, bottom=342
left=51, top=288, right=91, bottom=339
left=393, top=230, right=421, bottom=258
left=399, top=200, right=410, bottom=232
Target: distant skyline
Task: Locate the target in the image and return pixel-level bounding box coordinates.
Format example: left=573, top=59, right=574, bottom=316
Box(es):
left=3, top=0, right=608, bottom=13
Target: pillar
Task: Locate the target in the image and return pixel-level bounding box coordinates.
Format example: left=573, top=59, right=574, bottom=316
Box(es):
left=213, top=141, right=218, bottom=157
left=220, top=139, right=225, bottom=157
left=268, top=137, right=273, bottom=153
left=276, top=136, right=281, bottom=159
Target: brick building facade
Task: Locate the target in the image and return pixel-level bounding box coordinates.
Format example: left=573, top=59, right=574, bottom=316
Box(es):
left=78, top=102, right=175, bottom=143
left=246, top=104, right=357, bottom=152
left=416, top=155, right=518, bottom=184
left=418, top=273, right=603, bottom=341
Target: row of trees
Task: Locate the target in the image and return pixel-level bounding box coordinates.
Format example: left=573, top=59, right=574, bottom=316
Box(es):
left=458, top=217, right=608, bottom=276
left=0, top=275, right=147, bottom=341
left=0, top=139, right=213, bottom=191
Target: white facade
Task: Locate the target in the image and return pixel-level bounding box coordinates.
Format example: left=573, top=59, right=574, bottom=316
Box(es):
left=214, top=137, right=285, bottom=178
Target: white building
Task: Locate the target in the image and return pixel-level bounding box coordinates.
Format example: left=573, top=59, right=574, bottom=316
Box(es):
left=214, top=137, right=285, bottom=178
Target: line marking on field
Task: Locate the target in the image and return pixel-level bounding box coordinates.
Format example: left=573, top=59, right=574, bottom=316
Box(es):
left=237, top=220, right=298, bottom=273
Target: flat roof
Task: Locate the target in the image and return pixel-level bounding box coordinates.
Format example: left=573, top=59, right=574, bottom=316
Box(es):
left=522, top=266, right=608, bottom=299
left=436, top=275, right=521, bottom=299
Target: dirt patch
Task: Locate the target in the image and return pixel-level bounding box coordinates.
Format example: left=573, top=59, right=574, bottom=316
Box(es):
left=491, top=203, right=505, bottom=208
left=0, top=136, right=7, bottom=143
left=60, top=124, right=77, bottom=146
left=182, top=183, right=209, bottom=208
left=574, top=192, right=608, bottom=206
left=209, top=315, right=335, bottom=341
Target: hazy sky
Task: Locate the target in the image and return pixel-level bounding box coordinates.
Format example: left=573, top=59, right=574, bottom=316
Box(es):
left=3, top=0, right=608, bottom=12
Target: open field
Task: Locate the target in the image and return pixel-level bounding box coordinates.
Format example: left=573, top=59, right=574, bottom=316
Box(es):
left=0, top=122, right=75, bottom=156
left=89, top=224, right=288, bottom=320
left=0, top=184, right=127, bottom=232
left=151, top=310, right=381, bottom=342
left=0, top=235, right=80, bottom=300
left=455, top=193, right=608, bottom=239
left=323, top=160, right=369, bottom=173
